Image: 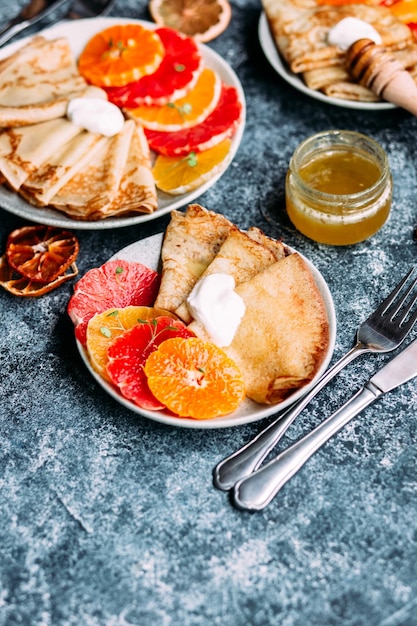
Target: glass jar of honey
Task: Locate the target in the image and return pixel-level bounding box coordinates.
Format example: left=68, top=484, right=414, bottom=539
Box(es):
left=285, top=130, right=392, bottom=245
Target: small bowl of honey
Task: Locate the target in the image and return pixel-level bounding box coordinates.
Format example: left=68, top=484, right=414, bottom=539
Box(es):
left=285, top=130, right=392, bottom=245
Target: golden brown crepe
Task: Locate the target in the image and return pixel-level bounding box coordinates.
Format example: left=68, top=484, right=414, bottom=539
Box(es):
left=154, top=204, right=235, bottom=312
left=0, top=36, right=90, bottom=127
left=0, top=118, right=83, bottom=190
left=175, top=227, right=287, bottom=323
left=189, top=252, right=330, bottom=405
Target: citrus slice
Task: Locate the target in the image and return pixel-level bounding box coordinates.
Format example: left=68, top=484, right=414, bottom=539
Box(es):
left=126, top=67, right=222, bottom=131
left=78, top=24, right=165, bottom=87
left=0, top=254, right=78, bottom=297
left=144, top=336, right=245, bottom=419
left=149, top=0, right=232, bottom=43
left=152, top=137, right=231, bottom=194
left=104, top=27, right=203, bottom=107
left=67, top=260, right=160, bottom=346
left=145, top=84, right=243, bottom=156
left=86, top=305, right=177, bottom=380
left=106, top=317, right=195, bottom=410
left=5, top=225, right=79, bottom=284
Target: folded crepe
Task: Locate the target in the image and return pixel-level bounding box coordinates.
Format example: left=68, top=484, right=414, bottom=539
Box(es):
left=0, top=36, right=90, bottom=127
left=0, top=118, right=83, bottom=190
left=154, top=204, right=235, bottom=312
left=89, top=122, right=158, bottom=219
left=189, top=252, right=330, bottom=405
left=175, top=227, right=288, bottom=323
left=262, top=0, right=413, bottom=74
left=49, top=119, right=136, bottom=219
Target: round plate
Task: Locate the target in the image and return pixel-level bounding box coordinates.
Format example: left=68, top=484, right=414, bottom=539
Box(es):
left=0, top=17, right=246, bottom=230
left=258, top=11, right=395, bottom=111
left=77, top=233, right=337, bottom=429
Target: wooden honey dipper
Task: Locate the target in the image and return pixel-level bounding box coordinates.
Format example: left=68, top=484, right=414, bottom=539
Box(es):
left=346, top=38, right=417, bottom=114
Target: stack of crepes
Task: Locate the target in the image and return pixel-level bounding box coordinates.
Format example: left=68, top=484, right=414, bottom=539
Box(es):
left=0, top=36, right=157, bottom=220
left=153, top=204, right=330, bottom=405
left=262, top=0, right=417, bottom=101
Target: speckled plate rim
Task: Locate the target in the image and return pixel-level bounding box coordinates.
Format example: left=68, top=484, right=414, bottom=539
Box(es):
left=258, top=11, right=395, bottom=111
left=76, top=232, right=337, bottom=429
left=0, top=17, right=246, bottom=230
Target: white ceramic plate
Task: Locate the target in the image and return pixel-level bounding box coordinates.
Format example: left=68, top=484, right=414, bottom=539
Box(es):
left=258, top=12, right=395, bottom=111
left=0, top=17, right=246, bottom=230
left=77, top=233, right=337, bottom=429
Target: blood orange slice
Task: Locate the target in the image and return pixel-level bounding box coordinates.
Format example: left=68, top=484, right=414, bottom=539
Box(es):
left=144, top=337, right=245, bottom=419
left=126, top=67, right=222, bottom=131
left=104, top=27, right=203, bottom=107
left=6, top=225, right=79, bottom=283
left=78, top=24, right=165, bottom=87
left=106, top=317, right=195, bottom=410
left=145, top=84, right=243, bottom=156
left=68, top=260, right=160, bottom=346
left=86, top=305, right=177, bottom=380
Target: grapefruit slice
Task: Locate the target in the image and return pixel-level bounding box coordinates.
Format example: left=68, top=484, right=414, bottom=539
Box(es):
left=78, top=24, right=165, bottom=87
left=149, top=0, right=232, bottom=43
left=104, top=27, right=203, bottom=107
left=126, top=67, right=222, bottom=131
left=106, top=317, right=195, bottom=410
left=144, top=336, right=245, bottom=419
left=86, top=305, right=177, bottom=380
left=152, top=137, right=232, bottom=194
left=67, top=259, right=160, bottom=346
left=145, top=84, right=243, bottom=156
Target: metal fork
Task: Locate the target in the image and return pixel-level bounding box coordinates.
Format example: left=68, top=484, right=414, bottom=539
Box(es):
left=213, top=266, right=417, bottom=491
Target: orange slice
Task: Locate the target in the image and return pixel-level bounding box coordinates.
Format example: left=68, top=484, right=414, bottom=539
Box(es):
left=149, top=0, right=232, bottom=42
left=144, top=336, right=245, bottom=419
left=126, top=67, right=222, bottom=131
left=78, top=24, right=165, bottom=87
left=86, top=305, right=177, bottom=380
left=152, top=137, right=232, bottom=194
left=6, top=225, right=79, bottom=284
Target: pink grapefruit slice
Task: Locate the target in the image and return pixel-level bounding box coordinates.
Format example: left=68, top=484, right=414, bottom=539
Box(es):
left=145, top=84, right=243, bottom=156
left=67, top=260, right=160, bottom=346
left=104, top=27, right=203, bottom=107
left=106, top=316, right=195, bottom=410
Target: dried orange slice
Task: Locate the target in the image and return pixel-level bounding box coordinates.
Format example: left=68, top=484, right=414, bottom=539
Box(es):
left=126, top=67, right=222, bottom=131
left=78, top=24, right=165, bottom=87
left=144, top=336, right=245, bottom=419
left=86, top=305, right=177, bottom=380
left=0, top=254, right=78, bottom=297
left=149, top=0, right=232, bottom=42
left=152, top=137, right=231, bottom=194
left=6, top=225, right=79, bottom=283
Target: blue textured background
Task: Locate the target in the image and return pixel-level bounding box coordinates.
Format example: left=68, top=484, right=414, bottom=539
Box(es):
left=1, top=1, right=417, bottom=625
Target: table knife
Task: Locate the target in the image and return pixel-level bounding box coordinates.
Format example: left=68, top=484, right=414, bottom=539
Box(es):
left=233, top=337, right=417, bottom=512
left=0, top=0, right=68, bottom=47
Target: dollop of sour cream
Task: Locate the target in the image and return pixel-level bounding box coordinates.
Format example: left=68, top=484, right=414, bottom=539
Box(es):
left=67, top=97, right=124, bottom=137
left=327, top=17, right=382, bottom=51
left=187, top=273, right=246, bottom=348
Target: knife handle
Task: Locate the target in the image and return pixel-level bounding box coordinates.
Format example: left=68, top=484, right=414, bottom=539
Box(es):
left=232, top=384, right=380, bottom=511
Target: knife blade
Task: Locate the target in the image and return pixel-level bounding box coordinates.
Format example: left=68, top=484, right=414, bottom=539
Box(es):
left=0, top=0, right=68, bottom=47
left=233, top=337, right=417, bottom=511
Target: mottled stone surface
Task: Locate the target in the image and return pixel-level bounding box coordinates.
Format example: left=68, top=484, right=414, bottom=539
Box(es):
left=1, top=1, right=417, bottom=625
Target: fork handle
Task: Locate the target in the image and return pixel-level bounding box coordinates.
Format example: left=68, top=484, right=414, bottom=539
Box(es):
left=232, top=384, right=380, bottom=511
left=213, top=342, right=369, bottom=491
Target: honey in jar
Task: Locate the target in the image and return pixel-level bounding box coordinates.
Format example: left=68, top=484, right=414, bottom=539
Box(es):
left=285, top=130, right=392, bottom=245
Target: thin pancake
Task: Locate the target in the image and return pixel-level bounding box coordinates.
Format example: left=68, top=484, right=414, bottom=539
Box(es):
left=154, top=204, right=235, bottom=312
left=189, top=252, right=330, bottom=405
